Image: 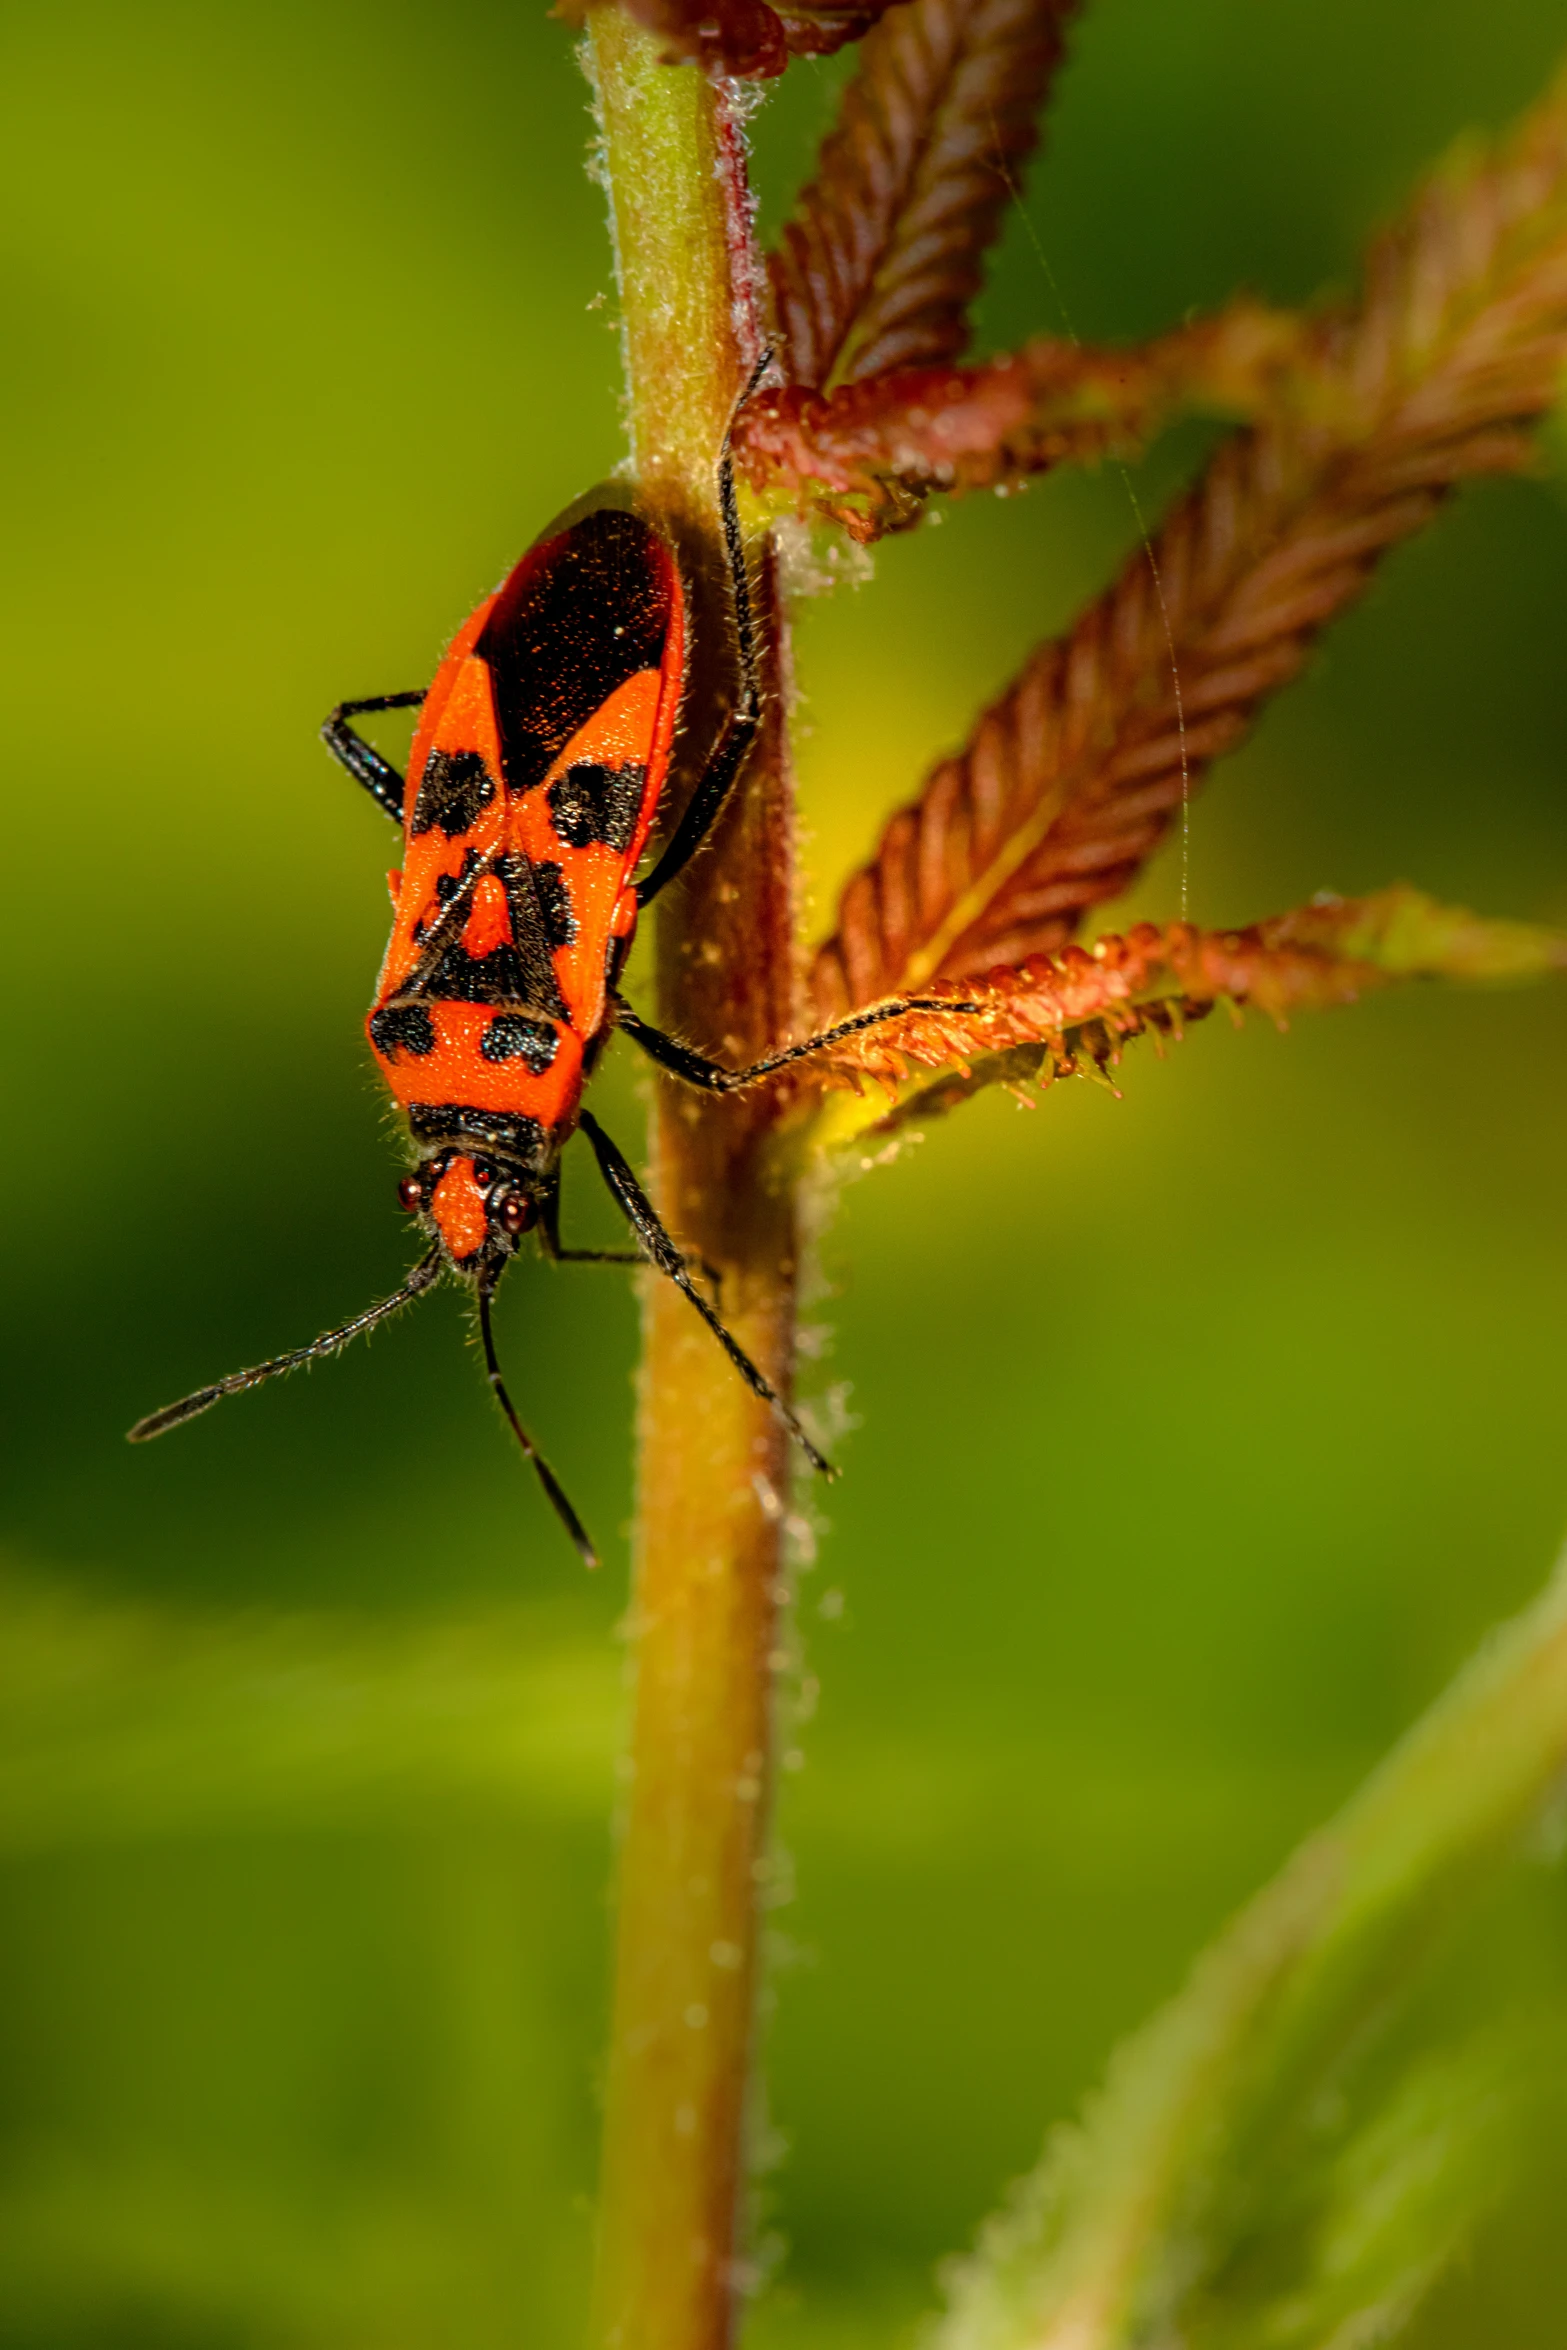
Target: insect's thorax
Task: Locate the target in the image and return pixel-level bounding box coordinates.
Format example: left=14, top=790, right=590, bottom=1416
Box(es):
left=364, top=503, right=686, bottom=1170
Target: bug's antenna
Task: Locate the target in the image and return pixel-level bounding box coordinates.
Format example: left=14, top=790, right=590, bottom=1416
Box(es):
left=477, top=1273, right=599, bottom=1569
left=129, top=1247, right=444, bottom=1442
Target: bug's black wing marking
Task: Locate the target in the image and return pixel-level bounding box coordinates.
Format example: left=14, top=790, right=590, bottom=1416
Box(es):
left=547, top=761, right=647, bottom=853
left=369, top=1003, right=437, bottom=1059
left=577, top=1110, right=832, bottom=1477
left=409, top=748, right=495, bottom=838
left=384, top=843, right=569, bottom=1024
left=322, top=692, right=427, bottom=825
left=478, top=510, right=674, bottom=801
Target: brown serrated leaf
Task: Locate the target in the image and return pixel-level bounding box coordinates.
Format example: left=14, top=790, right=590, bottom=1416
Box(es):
left=810, top=68, right=1567, bottom=1015
left=767, top=0, right=1079, bottom=387
left=736, top=304, right=1303, bottom=537
left=807, top=886, right=1567, bottom=1132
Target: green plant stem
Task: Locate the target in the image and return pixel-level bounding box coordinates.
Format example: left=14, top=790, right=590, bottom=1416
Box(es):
left=585, top=21, right=798, bottom=2350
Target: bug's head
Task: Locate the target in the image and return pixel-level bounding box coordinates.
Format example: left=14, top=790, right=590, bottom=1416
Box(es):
left=398, top=1151, right=540, bottom=1271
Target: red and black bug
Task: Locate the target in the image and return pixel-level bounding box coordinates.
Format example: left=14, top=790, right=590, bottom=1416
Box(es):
left=130, top=373, right=960, bottom=1563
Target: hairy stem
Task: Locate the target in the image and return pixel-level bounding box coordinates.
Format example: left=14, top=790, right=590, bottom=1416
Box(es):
left=586, top=21, right=796, bottom=2350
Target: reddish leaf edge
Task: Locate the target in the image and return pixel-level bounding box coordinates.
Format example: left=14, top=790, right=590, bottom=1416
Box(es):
left=766, top=0, right=1079, bottom=382
left=737, top=304, right=1306, bottom=538
left=800, top=885, right=1567, bottom=1134
left=808, top=58, right=1567, bottom=1010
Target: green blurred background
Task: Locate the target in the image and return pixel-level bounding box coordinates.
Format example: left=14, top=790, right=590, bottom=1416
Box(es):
left=4, top=1, right=1567, bottom=2342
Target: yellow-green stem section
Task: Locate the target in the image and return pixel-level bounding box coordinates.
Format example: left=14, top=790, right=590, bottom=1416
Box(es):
left=587, top=20, right=797, bottom=2350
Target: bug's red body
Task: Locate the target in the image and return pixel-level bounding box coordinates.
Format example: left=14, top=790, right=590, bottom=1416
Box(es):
left=130, top=386, right=948, bottom=1561
left=367, top=506, right=686, bottom=1264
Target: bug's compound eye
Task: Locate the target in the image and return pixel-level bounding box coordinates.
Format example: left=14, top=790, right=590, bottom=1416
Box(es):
left=472, top=1158, right=495, bottom=1189
left=499, top=1190, right=530, bottom=1236
left=397, top=1174, right=424, bottom=1213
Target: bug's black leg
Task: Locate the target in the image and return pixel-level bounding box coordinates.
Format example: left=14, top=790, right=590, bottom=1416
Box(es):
left=477, top=1268, right=599, bottom=1569
left=536, top=1166, right=722, bottom=1298
left=535, top=1177, right=643, bottom=1268
left=613, top=994, right=981, bottom=1092
left=634, top=356, right=768, bottom=909
left=380, top=846, right=566, bottom=1023
left=322, top=690, right=427, bottom=825
left=551, top=1247, right=647, bottom=1266
left=632, top=705, right=755, bottom=911
left=577, top=1110, right=832, bottom=1477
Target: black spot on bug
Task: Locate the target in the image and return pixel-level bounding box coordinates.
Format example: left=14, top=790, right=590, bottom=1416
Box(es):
left=533, top=861, right=576, bottom=950
left=369, top=1004, right=437, bottom=1058
left=547, top=761, right=646, bottom=852
left=425, top=942, right=540, bottom=1009
left=411, top=749, right=495, bottom=838
left=503, top=854, right=575, bottom=972
left=477, top=509, right=674, bottom=798
left=481, top=1015, right=560, bottom=1071
left=416, top=849, right=481, bottom=939
left=408, top=1103, right=550, bottom=1170
left=410, top=850, right=571, bottom=1021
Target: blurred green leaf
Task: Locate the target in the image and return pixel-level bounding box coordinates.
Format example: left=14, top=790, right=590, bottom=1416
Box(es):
left=936, top=1545, right=1567, bottom=2350
left=0, top=2153, right=545, bottom=2350
left=1193, top=2021, right=1557, bottom=2350
left=0, top=1564, right=619, bottom=1849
